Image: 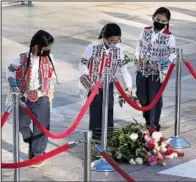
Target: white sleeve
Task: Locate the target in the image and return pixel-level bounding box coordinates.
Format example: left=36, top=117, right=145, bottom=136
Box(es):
left=135, top=29, right=144, bottom=60
left=119, top=47, right=133, bottom=88
left=7, top=56, right=21, bottom=79
left=79, top=44, right=93, bottom=75
left=168, top=34, right=176, bottom=63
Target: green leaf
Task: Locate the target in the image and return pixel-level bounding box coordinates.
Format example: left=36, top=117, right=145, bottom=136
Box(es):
left=124, top=52, right=135, bottom=64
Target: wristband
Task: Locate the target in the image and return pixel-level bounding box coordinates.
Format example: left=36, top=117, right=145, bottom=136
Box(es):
left=8, top=77, right=19, bottom=92
left=80, top=74, right=93, bottom=91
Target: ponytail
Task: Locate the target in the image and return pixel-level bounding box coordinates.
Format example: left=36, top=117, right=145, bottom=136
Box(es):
left=98, top=25, right=107, bottom=39
left=48, top=55, right=60, bottom=85
left=22, top=46, right=32, bottom=80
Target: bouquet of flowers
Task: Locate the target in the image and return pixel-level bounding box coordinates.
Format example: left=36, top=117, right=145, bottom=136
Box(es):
left=107, top=122, right=184, bottom=166
left=124, top=52, right=136, bottom=64
left=118, top=95, right=140, bottom=107
left=118, top=88, right=140, bottom=107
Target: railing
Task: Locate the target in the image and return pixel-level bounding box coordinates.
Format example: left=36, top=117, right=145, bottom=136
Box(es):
left=2, top=47, right=195, bottom=181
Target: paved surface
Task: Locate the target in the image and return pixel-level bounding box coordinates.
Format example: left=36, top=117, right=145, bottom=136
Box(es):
left=1, top=2, right=196, bottom=181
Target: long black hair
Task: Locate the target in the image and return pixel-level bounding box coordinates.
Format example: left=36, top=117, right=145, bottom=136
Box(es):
left=153, top=7, right=171, bottom=29
left=98, top=23, right=121, bottom=39
left=23, top=30, right=59, bottom=84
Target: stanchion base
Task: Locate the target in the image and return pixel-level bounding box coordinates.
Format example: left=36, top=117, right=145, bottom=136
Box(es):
left=91, top=159, right=115, bottom=172
left=167, top=136, right=190, bottom=149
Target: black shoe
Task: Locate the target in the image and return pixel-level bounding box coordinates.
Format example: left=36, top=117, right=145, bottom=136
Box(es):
left=28, top=141, right=34, bottom=159
left=28, top=149, right=34, bottom=159
left=156, top=124, right=161, bottom=131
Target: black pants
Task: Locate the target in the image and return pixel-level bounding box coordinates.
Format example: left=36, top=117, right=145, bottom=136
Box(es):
left=89, top=83, right=114, bottom=140
left=19, top=96, right=50, bottom=156
left=136, top=71, right=163, bottom=127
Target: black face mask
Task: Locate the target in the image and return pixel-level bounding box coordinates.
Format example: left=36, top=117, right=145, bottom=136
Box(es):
left=153, top=21, right=166, bottom=31
left=37, top=49, right=50, bottom=57
left=41, top=49, right=50, bottom=57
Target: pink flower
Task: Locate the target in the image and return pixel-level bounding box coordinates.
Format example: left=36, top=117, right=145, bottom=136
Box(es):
left=157, top=153, right=164, bottom=160
left=143, top=129, right=150, bottom=135
left=153, top=149, right=158, bottom=155
left=147, top=138, right=155, bottom=149
left=147, top=141, right=155, bottom=150
left=155, top=146, right=161, bottom=152
left=148, top=155, right=158, bottom=165
left=144, top=135, right=151, bottom=141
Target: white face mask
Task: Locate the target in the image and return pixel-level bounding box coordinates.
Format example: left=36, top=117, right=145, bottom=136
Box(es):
left=103, top=39, right=117, bottom=49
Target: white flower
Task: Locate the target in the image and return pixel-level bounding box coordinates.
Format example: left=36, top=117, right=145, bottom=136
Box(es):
left=135, top=157, right=143, bottom=165
left=155, top=146, right=161, bottom=152
left=162, top=161, right=167, bottom=166
left=161, top=141, right=167, bottom=148
left=129, top=159, right=136, bottom=165
left=153, top=149, right=158, bottom=154
left=154, top=143, right=159, bottom=148
left=152, top=131, right=163, bottom=142
left=116, top=152, right=122, bottom=159
left=147, top=152, right=152, bottom=156
left=129, top=133, right=138, bottom=142
left=173, top=152, right=178, bottom=158
left=160, top=146, right=167, bottom=152
left=167, top=153, right=175, bottom=159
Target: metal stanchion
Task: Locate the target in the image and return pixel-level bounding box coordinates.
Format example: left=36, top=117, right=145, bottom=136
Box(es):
left=84, top=131, right=92, bottom=182
left=167, top=48, right=190, bottom=149
left=92, top=64, right=114, bottom=172
left=101, top=67, right=110, bottom=151
left=12, top=92, right=20, bottom=182
left=28, top=1, right=33, bottom=7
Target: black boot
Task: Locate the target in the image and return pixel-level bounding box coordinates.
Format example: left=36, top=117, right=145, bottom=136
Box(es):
left=156, top=124, right=161, bottom=132
left=28, top=140, right=34, bottom=159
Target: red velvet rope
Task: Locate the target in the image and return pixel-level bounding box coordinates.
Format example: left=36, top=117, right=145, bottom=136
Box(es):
left=114, top=63, right=175, bottom=111
left=99, top=151, right=135, bottom=182
left=184, top=61, right=196, bottom=79
left=1, top=112, right=10, bottom=128
left=2, top=143, right=70, bottom=168
left=22, top=81, right=102, bottom=139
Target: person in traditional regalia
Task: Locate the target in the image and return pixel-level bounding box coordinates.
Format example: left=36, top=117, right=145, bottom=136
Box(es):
left=6, top=30, right=58, bottom=167
left=134, top=7, right=176, bottom=131
left=79, top=23, right=133, bottom=140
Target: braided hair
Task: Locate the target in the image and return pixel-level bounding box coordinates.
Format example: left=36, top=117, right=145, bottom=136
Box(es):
left=23, top=30, right=59, bottom=84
